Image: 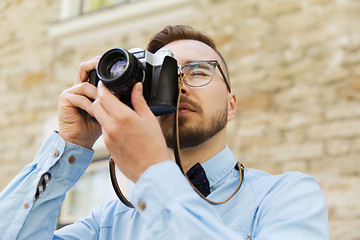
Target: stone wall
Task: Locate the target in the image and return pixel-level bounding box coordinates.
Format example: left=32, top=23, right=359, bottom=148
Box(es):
left=1, top=0, right=359, bottom=239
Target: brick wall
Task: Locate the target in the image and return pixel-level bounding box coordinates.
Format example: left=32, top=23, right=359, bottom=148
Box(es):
left=0, top=0, right=359, bottom=239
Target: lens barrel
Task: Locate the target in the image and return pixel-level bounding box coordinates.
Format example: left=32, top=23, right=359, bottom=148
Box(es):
left=97, top=48, right=144, bottom=95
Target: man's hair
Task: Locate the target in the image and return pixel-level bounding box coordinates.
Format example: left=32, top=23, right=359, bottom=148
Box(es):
left=147, top=25, right=230, bottom=85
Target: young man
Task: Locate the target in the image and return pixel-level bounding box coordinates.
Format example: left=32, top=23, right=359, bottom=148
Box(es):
left=0, top=25, right=329, bottom=239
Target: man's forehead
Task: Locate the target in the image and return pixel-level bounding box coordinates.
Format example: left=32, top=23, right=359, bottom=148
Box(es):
left=160, top=40, right=220, bottom=64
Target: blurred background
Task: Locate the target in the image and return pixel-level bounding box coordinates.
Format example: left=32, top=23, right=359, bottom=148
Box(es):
left=0, top=0, right=359, bottom=238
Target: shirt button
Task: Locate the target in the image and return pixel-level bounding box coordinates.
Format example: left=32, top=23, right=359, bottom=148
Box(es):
left=52, top=150, right=59, bottom=158
left=68, top=155, right=76, bottom=164
left=138, top=202, right=146, bottom=211
left=23, top=202, right=29, bottom=209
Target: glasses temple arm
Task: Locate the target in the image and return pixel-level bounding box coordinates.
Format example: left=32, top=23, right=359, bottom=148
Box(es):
left=217, top=64, right=231, bottom=92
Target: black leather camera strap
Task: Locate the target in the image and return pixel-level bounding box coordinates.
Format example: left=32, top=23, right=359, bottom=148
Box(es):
left=109, top=156, right=134, bottom=208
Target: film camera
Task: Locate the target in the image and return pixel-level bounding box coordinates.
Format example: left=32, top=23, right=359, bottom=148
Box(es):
left=88, top=47, right=179, bottom=116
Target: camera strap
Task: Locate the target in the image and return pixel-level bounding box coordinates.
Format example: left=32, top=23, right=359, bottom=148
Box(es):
left=108, top=73, right=244, bottom=208
left=109, top=156, right=134, bottom=208
left=173, top=73, right=244, bottom=205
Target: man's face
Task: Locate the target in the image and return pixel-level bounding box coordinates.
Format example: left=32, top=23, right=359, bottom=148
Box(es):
left=158, top=40, right=236, bottom=149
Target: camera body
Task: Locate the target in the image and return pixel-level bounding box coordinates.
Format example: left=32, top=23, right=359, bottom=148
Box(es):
left=89, top=47, right=179, bottom=116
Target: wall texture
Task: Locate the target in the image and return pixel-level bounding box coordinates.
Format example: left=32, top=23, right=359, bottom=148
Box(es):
left=1, top=0, right=359, bottom=239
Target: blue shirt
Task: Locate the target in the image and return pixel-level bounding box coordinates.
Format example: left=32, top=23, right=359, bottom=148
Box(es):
left=0, top=131, right=329, bottom=239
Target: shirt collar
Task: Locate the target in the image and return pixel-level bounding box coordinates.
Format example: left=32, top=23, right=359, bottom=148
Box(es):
left=201, top=145, right=237, bottom=187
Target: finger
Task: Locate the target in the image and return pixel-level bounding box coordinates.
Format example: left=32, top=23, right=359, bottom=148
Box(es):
left=59, top=91, right=94, bottom=115
left=131, top=82, right=154, bottom=119
left=67, top=82, right=98, bottom=100
left=74, top=56, right=101, bottom=85
left=97, top=81, right=132, bottom=117
left=91, top=97, right=113, bottom=125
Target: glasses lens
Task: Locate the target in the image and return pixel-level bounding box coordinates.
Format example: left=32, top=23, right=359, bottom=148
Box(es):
left=109, top=60, right=127, bottom=79
left=183, top=62, right=214, bottom=87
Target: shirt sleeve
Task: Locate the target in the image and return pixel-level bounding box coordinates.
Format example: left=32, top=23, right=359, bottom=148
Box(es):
left=0, top=131, right=94, bottom=240
left=130, top=161, right=329, bottom=240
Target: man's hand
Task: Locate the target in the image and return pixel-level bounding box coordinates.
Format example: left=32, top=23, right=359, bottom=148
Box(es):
left=92, top=81, right=169, bottom=182
left=58, top=57, right=102, bottom=149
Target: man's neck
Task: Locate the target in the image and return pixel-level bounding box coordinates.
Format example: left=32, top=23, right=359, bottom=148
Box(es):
left=174, top=128, right=227, bottom=173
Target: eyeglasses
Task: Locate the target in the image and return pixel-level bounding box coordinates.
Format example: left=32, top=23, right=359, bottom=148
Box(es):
left=179, top=60, right=231, bottom=92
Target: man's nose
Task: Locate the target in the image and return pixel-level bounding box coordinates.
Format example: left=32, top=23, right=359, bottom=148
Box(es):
left=180, top=79, right=191, bottom=96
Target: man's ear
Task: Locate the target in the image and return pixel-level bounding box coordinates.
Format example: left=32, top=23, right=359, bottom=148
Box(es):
left=227, top=92, right=237, bottom=121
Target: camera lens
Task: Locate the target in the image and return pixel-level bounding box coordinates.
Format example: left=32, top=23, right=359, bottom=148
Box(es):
left=109, top=60, right=127, bottom=79
left=96, top=48, right=144, bottom=95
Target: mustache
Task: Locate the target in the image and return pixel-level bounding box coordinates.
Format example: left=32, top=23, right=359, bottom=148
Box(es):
left=178, top=96, right=202, bottom=113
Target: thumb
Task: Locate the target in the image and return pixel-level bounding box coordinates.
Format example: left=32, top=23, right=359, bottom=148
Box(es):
left=131, top=82, right=153, bottom=118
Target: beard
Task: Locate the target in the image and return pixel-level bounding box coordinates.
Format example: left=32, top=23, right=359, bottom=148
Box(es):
left=159, top=96, right=228, bottom=149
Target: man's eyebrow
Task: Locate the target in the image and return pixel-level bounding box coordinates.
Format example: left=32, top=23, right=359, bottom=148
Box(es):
left=181, top=59, right=197, bottom=65
left=180, top=59, right=214, bottom=65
